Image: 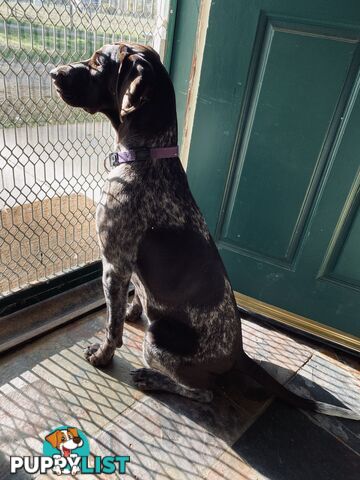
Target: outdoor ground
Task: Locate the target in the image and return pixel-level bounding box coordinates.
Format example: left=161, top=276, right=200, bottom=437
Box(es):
left=0, top=308, right=359, bottom=479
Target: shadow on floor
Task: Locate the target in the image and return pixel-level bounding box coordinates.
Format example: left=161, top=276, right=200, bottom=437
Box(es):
left=0, top=310, right=359, bottom=480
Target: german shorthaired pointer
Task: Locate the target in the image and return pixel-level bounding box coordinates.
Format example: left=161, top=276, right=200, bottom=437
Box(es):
left=51, top=43, right=359, bottom=418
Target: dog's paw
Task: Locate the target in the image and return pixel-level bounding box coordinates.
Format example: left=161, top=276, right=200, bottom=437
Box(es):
left=130, top=368, right=214, bottom=403
left=84, top=343, right=114, bottom=367
left=130, top=368, right=156, bottom=390
left=84, top=342, right=101, bottom=360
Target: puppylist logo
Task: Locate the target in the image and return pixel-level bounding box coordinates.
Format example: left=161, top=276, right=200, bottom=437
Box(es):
left=10, top=426, right=130, bottom=476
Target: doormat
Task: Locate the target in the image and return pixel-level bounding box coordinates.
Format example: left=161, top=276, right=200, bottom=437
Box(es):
left=0, top=194, right=100, bottom=296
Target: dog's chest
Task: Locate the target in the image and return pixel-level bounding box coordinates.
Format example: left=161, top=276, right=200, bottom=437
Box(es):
left=94, top=168, right=146, bottom=251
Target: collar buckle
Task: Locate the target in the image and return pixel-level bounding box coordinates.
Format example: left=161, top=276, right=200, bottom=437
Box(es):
left=109, top=152, right=119, bottom=167
left=107, top=146, right=179, bottom=168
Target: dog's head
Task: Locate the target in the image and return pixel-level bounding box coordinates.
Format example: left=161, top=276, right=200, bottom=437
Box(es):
left=45, top=427, right=83, bottom=457
left=50, top=43, right=175, bottom=134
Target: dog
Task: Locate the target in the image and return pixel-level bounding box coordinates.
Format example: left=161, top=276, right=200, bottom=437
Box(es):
left=50, top=43, right=359, bottom=419
left=45, top=427, right=83, bottom=475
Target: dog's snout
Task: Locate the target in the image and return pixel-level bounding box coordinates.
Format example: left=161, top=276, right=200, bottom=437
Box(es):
left=49, top=68, right=58, bottom=79
left=50, top=65, right=71, bottom=80
left=73, top=436, right=82, bottom=444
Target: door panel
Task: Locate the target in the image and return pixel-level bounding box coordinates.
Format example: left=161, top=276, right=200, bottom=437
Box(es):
left=317, top=94, right=360, bottom=291
left=221, top=20, right=357, bottom=264
left=329, top=200, right=360, bottom=287
left=186, top=1, right=360, bottom=340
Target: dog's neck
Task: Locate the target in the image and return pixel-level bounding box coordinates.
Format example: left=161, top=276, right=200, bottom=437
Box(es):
left=114, top=124, right=177, bottom=152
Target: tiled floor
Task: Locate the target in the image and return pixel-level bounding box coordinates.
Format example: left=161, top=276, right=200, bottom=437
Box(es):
left=0, top=309, right=359, bottom=479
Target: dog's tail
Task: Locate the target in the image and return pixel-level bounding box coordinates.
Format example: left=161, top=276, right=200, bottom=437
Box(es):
left=229, top=352, right=360, bottom=420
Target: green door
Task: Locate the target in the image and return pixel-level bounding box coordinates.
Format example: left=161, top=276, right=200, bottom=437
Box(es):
left=186, top=0, right=360, bottom=349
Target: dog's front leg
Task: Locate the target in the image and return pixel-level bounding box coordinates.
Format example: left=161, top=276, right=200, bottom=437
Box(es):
left=84, top=258, right=131, bottom=366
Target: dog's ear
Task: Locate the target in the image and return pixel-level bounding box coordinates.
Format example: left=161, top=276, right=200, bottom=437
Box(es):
left=68, top=427, right=79, bottom=438
left=116, top=46, right=154, bottom=122
left=45, top=430, right=62, bottom=448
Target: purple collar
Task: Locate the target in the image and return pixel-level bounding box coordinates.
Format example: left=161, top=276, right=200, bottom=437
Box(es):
left=109, top=146, right=179, bottom=167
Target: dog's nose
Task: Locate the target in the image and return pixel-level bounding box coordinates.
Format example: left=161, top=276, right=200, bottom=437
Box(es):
left=50, top=66, right=71, bottom=79
left=50, top=68, right=58, bottom=79
left=73, top=436, right=82, bottom=444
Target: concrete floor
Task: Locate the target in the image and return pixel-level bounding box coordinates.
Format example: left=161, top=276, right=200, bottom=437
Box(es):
left=0, top=309, right=359, bottom=479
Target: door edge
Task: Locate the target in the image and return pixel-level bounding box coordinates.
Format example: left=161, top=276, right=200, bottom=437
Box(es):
left=234, top=291, right=360, bottom=354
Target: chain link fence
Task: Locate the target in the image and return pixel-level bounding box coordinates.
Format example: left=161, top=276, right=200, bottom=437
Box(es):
left=0, top=0, right=172, bottom=297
